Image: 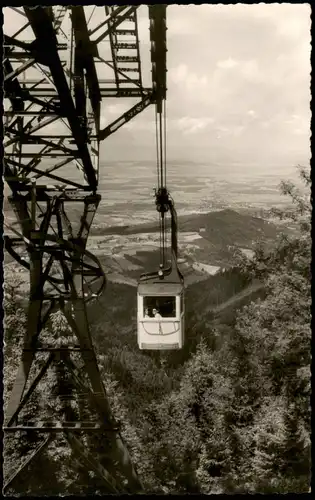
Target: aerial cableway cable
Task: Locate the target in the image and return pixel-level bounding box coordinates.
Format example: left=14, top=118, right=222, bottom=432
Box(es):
left=154, top=98, right=168, bottom=269
left=163, top=99, right=168, bottom=266
left=155, top=106, right=163, bottom=267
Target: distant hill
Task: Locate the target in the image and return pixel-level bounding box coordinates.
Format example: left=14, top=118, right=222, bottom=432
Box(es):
left=4, top=208, right=287, bottom=294
left=98, top=208, right=281, bottom=248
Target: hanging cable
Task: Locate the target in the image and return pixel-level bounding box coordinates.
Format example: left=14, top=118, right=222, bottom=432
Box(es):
left=155, top=105, right=163, bottom=267
left=155, top=106, right=160, bottom=190
left=164, top=196, right=167, bottom=264
left=160, top=110, right=165, bottom=267
left=159, top=111, right=164, bottom=189
left=159, top=210, right=163, bottom=267
left=159, top=103, right=166, bottom=267
left=154, top=93, right=168, bottom=269
left=163, top=99, right=167, bottom=264
left=163, top=99, right=167, bottom=191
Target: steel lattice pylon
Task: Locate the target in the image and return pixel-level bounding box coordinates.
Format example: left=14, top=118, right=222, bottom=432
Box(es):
left=3, top=5, right=167, bottom=494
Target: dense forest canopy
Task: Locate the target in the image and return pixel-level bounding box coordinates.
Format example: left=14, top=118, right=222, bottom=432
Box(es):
left=3, top=167, right=311, bottom=494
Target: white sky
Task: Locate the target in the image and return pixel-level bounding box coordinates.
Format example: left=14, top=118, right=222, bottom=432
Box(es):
left=4, top=4, right=311, bottom=168
left=106, top=3, right=311, bottom=167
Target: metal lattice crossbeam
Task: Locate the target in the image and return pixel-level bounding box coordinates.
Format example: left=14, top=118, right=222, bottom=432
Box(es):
left=4, top=5, right=167, bottom=194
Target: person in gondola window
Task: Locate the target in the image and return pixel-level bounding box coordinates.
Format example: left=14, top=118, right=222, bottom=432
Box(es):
left=144, top=308, right=150, bottom=318
left=153, top=308, right=162, bottom=319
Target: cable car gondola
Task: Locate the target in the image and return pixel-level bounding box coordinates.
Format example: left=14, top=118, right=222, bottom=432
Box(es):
left=137, top=7, right=184, bottom=350
left=137, top=190, right=185, bottom=350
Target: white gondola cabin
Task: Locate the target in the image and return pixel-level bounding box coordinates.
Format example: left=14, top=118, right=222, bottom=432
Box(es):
left=137, top=268, right=185, bottom=350
left=137, top=187, right=184, bottom=350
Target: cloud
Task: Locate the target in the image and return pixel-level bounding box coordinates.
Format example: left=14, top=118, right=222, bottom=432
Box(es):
left=169, top=64, right=208, bottom=91
left=283, top=114, right=310, bottom=137
left=239, top=59, right=262, bottom=82
left=167, top=12, right=199, bottom=37
left=232, top=125, right=246, bottom=137
left=248, top=3, right=311, bottom=40
left=176, top=116, right=215, bottom=135
left=124, top=120, right=155, bottom=132
left=106, top=103, right=129, bottom=116
left=216, top=57, right=239, bottom=70
left=165, top=5, right=310, bottom=165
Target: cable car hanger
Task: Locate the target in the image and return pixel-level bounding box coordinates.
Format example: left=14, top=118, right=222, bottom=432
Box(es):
left=136, top=99, right=184, bottom=350
left=139, top=96, right=183, bottom=284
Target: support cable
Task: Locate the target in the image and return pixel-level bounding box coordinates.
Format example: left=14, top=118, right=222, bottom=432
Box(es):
left=159, top=110, right=165, bottom=267
left=163, top=99, right=167, bottom=263
left=154, top=97, right=168, bottom=269
left=163, top=99, right=167, bottom=190
left=155, top=104, right=163, bottom=267
left=155, top=106, right=161, bottom=189
left=159, top=111, right=164, bottom=189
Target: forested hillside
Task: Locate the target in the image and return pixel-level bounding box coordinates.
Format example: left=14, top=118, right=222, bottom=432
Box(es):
left=96, top=207, right=281, bottom=247
left=3, top=168, right=311, bottom=494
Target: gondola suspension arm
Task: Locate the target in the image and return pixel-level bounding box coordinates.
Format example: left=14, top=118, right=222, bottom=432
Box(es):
left=155, top=101, right=168, bottom=269
left=149, top=5, right=169, bottom=270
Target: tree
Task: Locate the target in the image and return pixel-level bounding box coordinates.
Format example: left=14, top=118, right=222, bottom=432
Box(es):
left=146, top=166, right=311, bottom=494
left=225, top=166, right=311, bottom=492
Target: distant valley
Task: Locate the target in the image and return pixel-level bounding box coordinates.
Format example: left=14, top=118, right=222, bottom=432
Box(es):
left=87, top=208, right=287, bottom=288
left=4, top=160, right=299, bottom=288
left=4, top=208, right=287, bottom=291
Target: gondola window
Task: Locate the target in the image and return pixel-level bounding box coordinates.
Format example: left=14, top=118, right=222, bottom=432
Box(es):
left=143, top=296, right=176, bottom=318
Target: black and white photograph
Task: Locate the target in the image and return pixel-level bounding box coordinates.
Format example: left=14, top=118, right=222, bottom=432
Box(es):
left=2, top=3, right=311, bottom=495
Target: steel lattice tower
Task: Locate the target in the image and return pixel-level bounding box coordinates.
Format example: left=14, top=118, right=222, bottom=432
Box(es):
left=3, top=5, right=167, bottom=494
